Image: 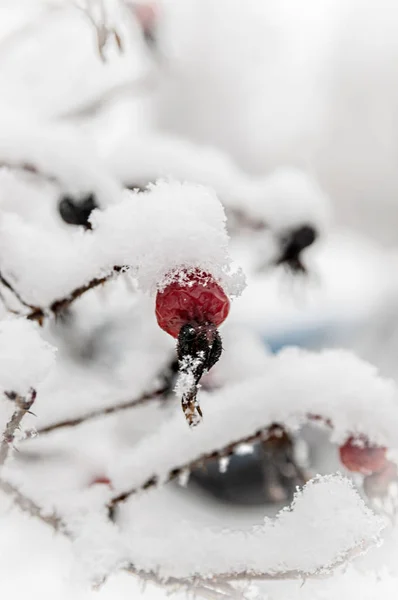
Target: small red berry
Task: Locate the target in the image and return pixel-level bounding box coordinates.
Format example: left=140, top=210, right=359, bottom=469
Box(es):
left=156, top=271, right=230, bottom=338
left=339, top=436, right=387, bottom=475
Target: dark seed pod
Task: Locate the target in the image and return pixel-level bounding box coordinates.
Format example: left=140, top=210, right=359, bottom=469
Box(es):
left=58, top=194, right=98, bottom=229
left=277, top=224, right=318, bottom=273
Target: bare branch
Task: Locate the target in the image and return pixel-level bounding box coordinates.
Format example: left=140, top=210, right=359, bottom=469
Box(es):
left=0, top=389, right=36, bottom=467
left=0, top=271, right=37, bottom=311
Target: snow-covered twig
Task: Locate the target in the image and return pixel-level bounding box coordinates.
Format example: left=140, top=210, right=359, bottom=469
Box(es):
left=73, top=0, right=124, bottom=62
left=0, top=389, right=36, bottom=466
left=26, top=266, right=123, bottom=323
left=36, top=380, right=171, bottom=435
left=108, top=425, right=299, bottom=511
left=0, top=478, right=63, bottom=531
left=0, top=271, right=36, bottom=311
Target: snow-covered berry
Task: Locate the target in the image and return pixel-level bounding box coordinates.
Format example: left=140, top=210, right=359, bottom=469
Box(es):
left=59, top=194, right=97, bottom=229
left=155, top=270, right=230, bottom=427
left=155, top=270, right=230, bottom=338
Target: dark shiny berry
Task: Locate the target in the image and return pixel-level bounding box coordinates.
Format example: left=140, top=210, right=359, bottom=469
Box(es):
left=59, top=194, right=98, bottom=229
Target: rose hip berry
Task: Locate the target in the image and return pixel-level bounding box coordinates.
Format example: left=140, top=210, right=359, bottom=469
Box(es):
left=155, top=270, right=230, bottom=427
left=339, top=436, right=387, bottom=475
left=156, top=272, right=230, bottom=338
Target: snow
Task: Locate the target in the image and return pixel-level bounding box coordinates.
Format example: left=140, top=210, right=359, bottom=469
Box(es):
left=0, top=318, right=55, bottom=396
left=0, top=111, right=123, bottom=207
left=105, top=133, right=331, bottom=239
left=118, top=475, right=383, bottom=580
left=0, top=180, right=244, bottom=305
left=110, top=348, right=398, bottom=494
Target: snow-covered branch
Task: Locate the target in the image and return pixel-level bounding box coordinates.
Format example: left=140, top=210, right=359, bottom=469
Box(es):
left=0, top=320, right=55, bottom=466
left=0, top=478, right=64, bottom=531
left=107, top=348, right=398, bottom=504
left=108, top=426, right=292, bottom=510
left=73, top=1, right=122, bottom=61
left=109, top=476, right=383, bottom=582
left=0, top=319, right=55, bottom=397
left=0, top=181, right=244, bottom=307
left=26, top=267, right=123, bottom=323
left=36, top=368, right=174, bottom=435
left=0, top=389, right=36, bottom=466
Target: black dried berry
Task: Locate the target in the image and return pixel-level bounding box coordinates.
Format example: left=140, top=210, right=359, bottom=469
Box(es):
left=58, top=194, right=98, bottom=229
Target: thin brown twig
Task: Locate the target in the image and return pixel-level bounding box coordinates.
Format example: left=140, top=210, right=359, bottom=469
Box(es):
left=0, top=287, right=20, bottom=315
left=74, top=0, right=124, bottom=62
left=0, top=264, right=126, bottom=323
left=26, top=266, right=124, bottom=324
left=36, top=385, right=169, bottom=436
left=0, top=390, right=36, bottom=466
left=0, top=271, right=37, bottom=311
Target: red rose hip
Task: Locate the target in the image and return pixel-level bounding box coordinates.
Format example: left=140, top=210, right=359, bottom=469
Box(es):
left=156, top=271, right=230, bottom=337
left=339, top=436, right=387, bottom=475
left=155, top=270, right=230, bottom=427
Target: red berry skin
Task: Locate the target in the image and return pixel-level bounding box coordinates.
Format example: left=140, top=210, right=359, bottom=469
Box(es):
left=89, top=476, right=113, bottom=488
left=339, top=436, right=387, bottom=475
left=156, top=272, right=230, bottom=338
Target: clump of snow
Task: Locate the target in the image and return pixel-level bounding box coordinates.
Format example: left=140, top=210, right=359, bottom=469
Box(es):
left=123, top=475, right=383, bottom=580
left=0, top=180, right=244, bottom=305
left=105, top=133, right=331, bottom=239
left=219, top=456, right=230, bottom=473
left=245, top=168, right=332, bottom=237
left=0, top=319, right=55, bottom=396
left=92, top=180, right=245, bottom=296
